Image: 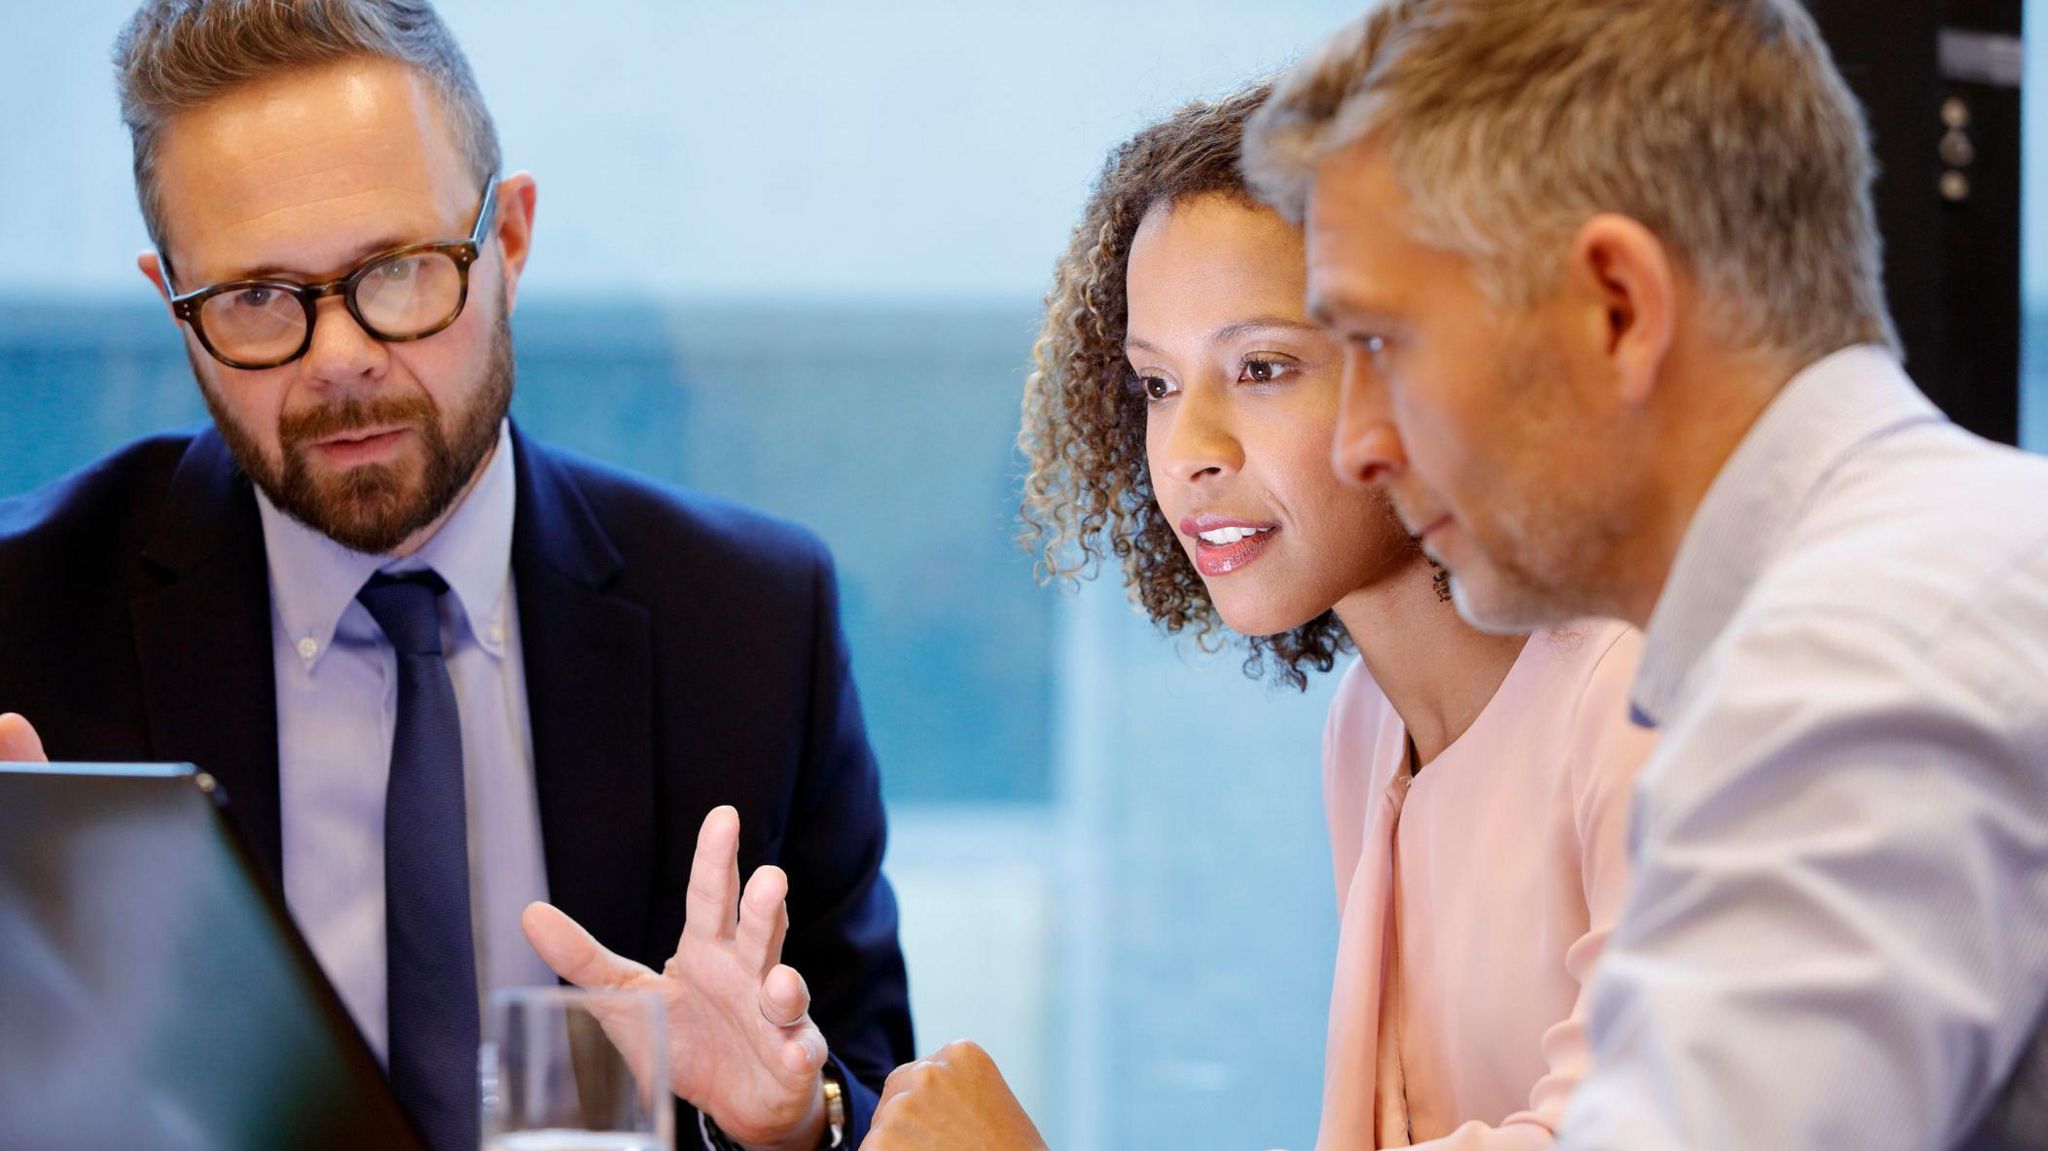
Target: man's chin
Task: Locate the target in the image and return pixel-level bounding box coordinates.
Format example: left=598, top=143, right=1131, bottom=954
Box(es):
left=323, top=508, right=430, bottom=555
left=275, top=464, right=438, bottom=555
left=1446, top=568, right=1572, bottom=636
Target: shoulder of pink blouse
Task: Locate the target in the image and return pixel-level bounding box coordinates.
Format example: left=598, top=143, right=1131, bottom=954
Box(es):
left=1549, top=622, right=1657, bottom=841
left=1322, top=658, right=1402, bottom=909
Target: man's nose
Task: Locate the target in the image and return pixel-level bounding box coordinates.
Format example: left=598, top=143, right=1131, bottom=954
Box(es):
left=298, top=294, right=390, bottom=387
left=1332, top=348, right=1404, bottom=488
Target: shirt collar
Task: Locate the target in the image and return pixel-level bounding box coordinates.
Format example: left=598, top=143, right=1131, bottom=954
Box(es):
left=1628, top=345, right=1944, bottom=726
left=258, top=420, right=518, bottom=669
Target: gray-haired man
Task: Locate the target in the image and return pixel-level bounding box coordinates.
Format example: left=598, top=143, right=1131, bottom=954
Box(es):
left=1246, top=1, right=2048, bottom=1148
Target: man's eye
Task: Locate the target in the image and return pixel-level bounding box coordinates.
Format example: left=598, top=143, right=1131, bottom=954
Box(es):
left=377, top=258, right=420, bottom=281
left=232, top=287, right=277, bottom=309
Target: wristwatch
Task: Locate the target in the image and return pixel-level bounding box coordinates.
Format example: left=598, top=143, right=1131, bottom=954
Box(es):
left=700, top=1062, right=847, bottom=1151
left=820, top=1065, right=846, bottom=1148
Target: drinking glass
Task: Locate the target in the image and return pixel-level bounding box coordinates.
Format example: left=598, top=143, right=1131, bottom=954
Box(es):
left=480, top=987, right=673, bottom=1151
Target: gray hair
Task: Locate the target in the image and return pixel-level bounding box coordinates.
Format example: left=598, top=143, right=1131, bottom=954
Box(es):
left=115, top=0, right=500, bottom=263
left=1243, top=0, right=1899, bottom=361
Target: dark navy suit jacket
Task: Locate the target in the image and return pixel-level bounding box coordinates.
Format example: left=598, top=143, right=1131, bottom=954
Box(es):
left=0, top=423, right=914, bottom=1144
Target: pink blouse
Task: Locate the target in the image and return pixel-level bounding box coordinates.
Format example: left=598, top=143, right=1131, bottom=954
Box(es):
left=1316, top=621, right=1654, bottom=1150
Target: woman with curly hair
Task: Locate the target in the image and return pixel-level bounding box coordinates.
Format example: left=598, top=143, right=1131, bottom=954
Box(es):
left=864, top=86, right=1657, bottom=1151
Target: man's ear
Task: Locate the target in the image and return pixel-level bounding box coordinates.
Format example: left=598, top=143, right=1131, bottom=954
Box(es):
left=137, top=251, right=177, bottom=317
left=1566, top=213, right=1676, bottom=408
left=491, top=172, right=538, bottom=315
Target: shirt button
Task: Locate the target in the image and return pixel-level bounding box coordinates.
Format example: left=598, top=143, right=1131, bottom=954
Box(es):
left=489, top=621, right=505, bottom=645
left=297, top=636, right=319, bottom=660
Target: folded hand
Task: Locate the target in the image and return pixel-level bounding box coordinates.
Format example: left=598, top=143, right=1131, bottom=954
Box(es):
left=865, top=1040, right=1048, bottom=1151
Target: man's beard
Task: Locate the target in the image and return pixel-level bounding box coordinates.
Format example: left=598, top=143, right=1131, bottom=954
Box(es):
left=1439, top=337, right=1628, bottom=635
left=197, top=300, right=515, bottom=555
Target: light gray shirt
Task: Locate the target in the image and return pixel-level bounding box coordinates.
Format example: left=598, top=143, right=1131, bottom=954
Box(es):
left=1559, top=346, right=2048, bottom=1151
left=258, top=421, right=555, bottom=1062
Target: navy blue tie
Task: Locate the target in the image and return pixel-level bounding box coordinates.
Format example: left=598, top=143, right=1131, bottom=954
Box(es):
left=359, top=570, right=479, bottom=1151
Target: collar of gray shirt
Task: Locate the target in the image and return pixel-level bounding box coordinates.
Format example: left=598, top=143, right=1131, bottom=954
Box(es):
left=1628, top=345, right=1946, bottom=727
left=255, top=420, right=518, bottom=667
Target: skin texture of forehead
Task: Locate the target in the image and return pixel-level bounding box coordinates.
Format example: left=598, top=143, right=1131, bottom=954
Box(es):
left=1302, top=145, right=1447, bottom=335
left=1127, top=193, right=1311, bottom=348
left=152, top=56, right=476, bottom=285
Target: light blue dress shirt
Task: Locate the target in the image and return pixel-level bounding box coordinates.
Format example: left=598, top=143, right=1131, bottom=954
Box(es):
left=1558, top=348, right=2048, bottom=1151
left=257, top=421, right=556, bottom=1063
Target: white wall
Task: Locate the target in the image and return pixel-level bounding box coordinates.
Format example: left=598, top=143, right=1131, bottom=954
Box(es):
left=0, top=6, right=1368, bottom=1149
left=0, top=0, right=1365, bottom=302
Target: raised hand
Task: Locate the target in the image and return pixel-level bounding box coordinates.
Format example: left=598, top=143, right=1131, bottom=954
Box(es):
left=521, top=805, right=829, bottom=1151
left=865, top=1040, right=1049, bottom=1151
left=0, top=713, right=47, bottom=762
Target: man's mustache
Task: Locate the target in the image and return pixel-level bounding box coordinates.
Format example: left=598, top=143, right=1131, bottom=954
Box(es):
left=279, top=396, right=437, bottom=447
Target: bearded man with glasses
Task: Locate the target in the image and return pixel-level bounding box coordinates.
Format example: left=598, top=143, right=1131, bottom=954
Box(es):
left=0, top=3, right=911, bottom=1151
left=161, top=173, right=512, bottom=556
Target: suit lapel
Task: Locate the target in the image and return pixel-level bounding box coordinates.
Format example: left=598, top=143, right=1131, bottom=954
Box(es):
left=510, top=427, right=657, bottom=964
left=129, top=429, right=284, bottom=883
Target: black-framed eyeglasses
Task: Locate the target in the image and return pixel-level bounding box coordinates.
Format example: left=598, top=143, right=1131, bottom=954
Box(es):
left=168, top=174, right=501, bottom=371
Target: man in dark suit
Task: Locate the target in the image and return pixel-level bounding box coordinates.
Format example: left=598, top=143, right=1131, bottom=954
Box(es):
left=0, top=3, right=911, bottom=1150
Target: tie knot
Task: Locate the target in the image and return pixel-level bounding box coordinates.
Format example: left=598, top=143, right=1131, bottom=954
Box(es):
left=357, top=570, right=450, bottom=657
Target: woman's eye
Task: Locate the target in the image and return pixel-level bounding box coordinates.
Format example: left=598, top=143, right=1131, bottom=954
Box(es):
left=1139, top=375, right=1175, bottom=401
left=1240, top=357, right=1292, bottom=384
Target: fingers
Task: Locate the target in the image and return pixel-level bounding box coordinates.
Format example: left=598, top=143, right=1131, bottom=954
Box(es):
left=778, top=1032, right=827, bottom=1078
left=521, top=901, right=651, bottom=990
left=682, top=805, right=742, bottom=945
left=759, top=962, right=812, bottom=1029
left=879, top=1058, right=919, bottom=1107
left=0, top=713, right=48, bottom=763
left=758, top=960, right=822, bottom=1086
left=878, top=1041, right=996, bottom=1104
left=874, top=1051, right=949, bottom=1136
left=735, top=864, right=791, bottom=975
left=870, top=1042, right=1045, bottom=1151
left=929, top=1039, right=996, bottom=1075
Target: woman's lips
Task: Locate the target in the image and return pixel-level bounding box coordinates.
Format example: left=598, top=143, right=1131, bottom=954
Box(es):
left=1190, top=524, right=1280, bottom=577
left=1196, top=530, right=1276, bottom=576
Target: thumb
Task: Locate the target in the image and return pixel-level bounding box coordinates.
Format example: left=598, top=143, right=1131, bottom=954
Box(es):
left=521, top=901, right=648, bottom=990
left=0, top=714, right=48, bottom=763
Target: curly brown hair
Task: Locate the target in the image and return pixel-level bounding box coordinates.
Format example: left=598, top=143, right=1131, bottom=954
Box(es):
left=1018, top=82, right=1351, bottom=691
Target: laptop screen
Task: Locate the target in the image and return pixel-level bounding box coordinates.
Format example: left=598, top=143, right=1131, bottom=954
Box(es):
left=0, top=763, right=427, bottom=1150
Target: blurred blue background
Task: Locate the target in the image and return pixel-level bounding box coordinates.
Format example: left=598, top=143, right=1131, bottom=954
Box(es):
left=4, top=5, right=2045, bottom=1150
left=0, top=4, right=1367, bottom=1149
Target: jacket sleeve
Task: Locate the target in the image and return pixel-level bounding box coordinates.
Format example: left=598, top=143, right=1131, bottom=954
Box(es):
left=776, top=540, right=915, bottom=1145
